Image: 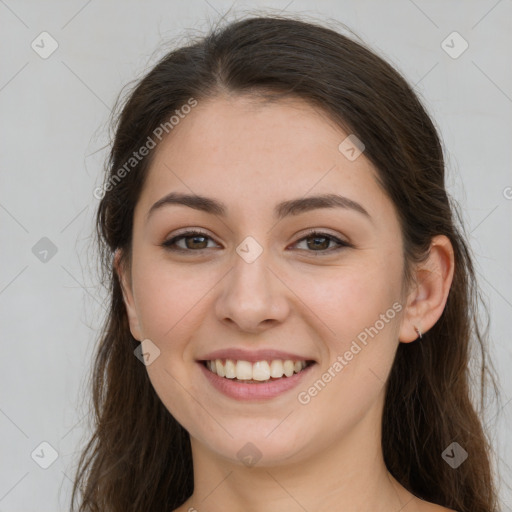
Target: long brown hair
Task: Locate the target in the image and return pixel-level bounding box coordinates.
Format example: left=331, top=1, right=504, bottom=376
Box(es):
left=71, top=13, right=501, bottom=511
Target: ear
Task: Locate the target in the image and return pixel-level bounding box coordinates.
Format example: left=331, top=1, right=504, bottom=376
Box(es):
left=399, top=235, right=455, bottom=343
left=114, top=249, right=143, bottom=341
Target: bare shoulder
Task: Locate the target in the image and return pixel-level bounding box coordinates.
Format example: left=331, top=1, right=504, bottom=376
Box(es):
left=419, top=502, right=457, bottom=512
left=399, top=488, right=457, bottom=512
left=171, top=501, right=195, bottom=512
left=432, top=505, right=457, bottom=512
left=171, top=500, right=456, bottom=512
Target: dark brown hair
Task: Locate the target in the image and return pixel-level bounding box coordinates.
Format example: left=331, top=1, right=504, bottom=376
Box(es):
left=71, top=13, right=501, bottom=512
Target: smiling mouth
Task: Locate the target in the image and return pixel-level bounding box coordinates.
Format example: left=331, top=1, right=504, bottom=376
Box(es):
left=201, top=358, right=316, bottom=383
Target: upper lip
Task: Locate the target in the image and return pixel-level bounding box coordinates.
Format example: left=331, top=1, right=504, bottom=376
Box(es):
left=198, top=348, right=316, bottom=363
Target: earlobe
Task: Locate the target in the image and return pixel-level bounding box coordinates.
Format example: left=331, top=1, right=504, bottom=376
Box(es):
left=398, top=235, right=455, bottom=343
left=114, top=249, right=143, bottom=341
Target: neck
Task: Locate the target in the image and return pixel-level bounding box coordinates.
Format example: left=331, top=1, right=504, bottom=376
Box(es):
left=179, top=393, right=416, bottom=512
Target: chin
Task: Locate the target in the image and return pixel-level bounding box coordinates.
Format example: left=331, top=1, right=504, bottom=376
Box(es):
left=194, top=422, right=315, bottom=468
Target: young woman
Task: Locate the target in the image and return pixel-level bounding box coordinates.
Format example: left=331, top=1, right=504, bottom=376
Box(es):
left=72, top=14, right=500, bottom=512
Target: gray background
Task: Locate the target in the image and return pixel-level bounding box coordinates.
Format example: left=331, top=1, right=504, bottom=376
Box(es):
left=1, top=1, right=511, bottom=510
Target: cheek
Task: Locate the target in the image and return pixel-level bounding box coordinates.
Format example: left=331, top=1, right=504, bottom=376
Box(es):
left=295, top=254, right=403, bottom=397
left=297, top=258, right=402, bottom=343
left=131, top=254, right=212, bottom=341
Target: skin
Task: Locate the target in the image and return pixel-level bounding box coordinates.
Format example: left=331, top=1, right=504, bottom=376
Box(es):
left=116, top=94, right=456, bottom=512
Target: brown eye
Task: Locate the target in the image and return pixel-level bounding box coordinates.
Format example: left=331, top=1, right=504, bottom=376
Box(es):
left=161, top=229, right=350, bottom=254
left=162, top=230, right=217, bottom=252
left=293, top=231, right=350, bottom=253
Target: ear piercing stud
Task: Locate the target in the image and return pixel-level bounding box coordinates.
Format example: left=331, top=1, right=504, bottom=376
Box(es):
left=414, top=326, right=423, bottom=340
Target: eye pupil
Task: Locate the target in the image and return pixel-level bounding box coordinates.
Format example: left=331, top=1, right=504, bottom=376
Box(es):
left=187, top=235, right=207, bottom=249
left=307, top=235, right=329, bottom=250
left=163, top=230, right=347, bottom=255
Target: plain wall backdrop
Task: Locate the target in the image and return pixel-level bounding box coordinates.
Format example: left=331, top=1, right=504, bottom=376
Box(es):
left=1, top=0, right=511, bottom=510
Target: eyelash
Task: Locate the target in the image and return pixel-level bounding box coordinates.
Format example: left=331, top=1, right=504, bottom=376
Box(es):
left=161, top=229, right=351, bottom=254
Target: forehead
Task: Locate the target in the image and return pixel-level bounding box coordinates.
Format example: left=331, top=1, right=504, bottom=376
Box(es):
left=136, top=94, right=392, bottom=225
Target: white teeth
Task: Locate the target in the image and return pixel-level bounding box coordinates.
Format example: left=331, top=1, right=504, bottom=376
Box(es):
left=215, top=359, right=226, bottom=377
left=235, top=360, right=253, bottom=380
left=270, top=360, right=284, bottom=378
left=206, top=358, right=308, bottom=380
left=224, top=359, right=236, bottom=379
left=252, top=361, right=270, bottom=381
left=283, top=360, right=295, bottom=377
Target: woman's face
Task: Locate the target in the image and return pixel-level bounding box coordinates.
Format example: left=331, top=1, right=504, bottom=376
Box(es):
left=119, top=94, right=411, bottom=467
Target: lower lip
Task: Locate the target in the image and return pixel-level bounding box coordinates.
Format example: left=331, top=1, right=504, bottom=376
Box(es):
left=198, top=361, right=316, bottom=401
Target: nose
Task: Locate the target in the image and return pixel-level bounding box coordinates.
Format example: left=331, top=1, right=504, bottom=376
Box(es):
left=214, top=249, right=290, bottom=334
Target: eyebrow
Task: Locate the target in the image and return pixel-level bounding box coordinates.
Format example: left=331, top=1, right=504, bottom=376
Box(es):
left=146, top=192, right=372, bottom=223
